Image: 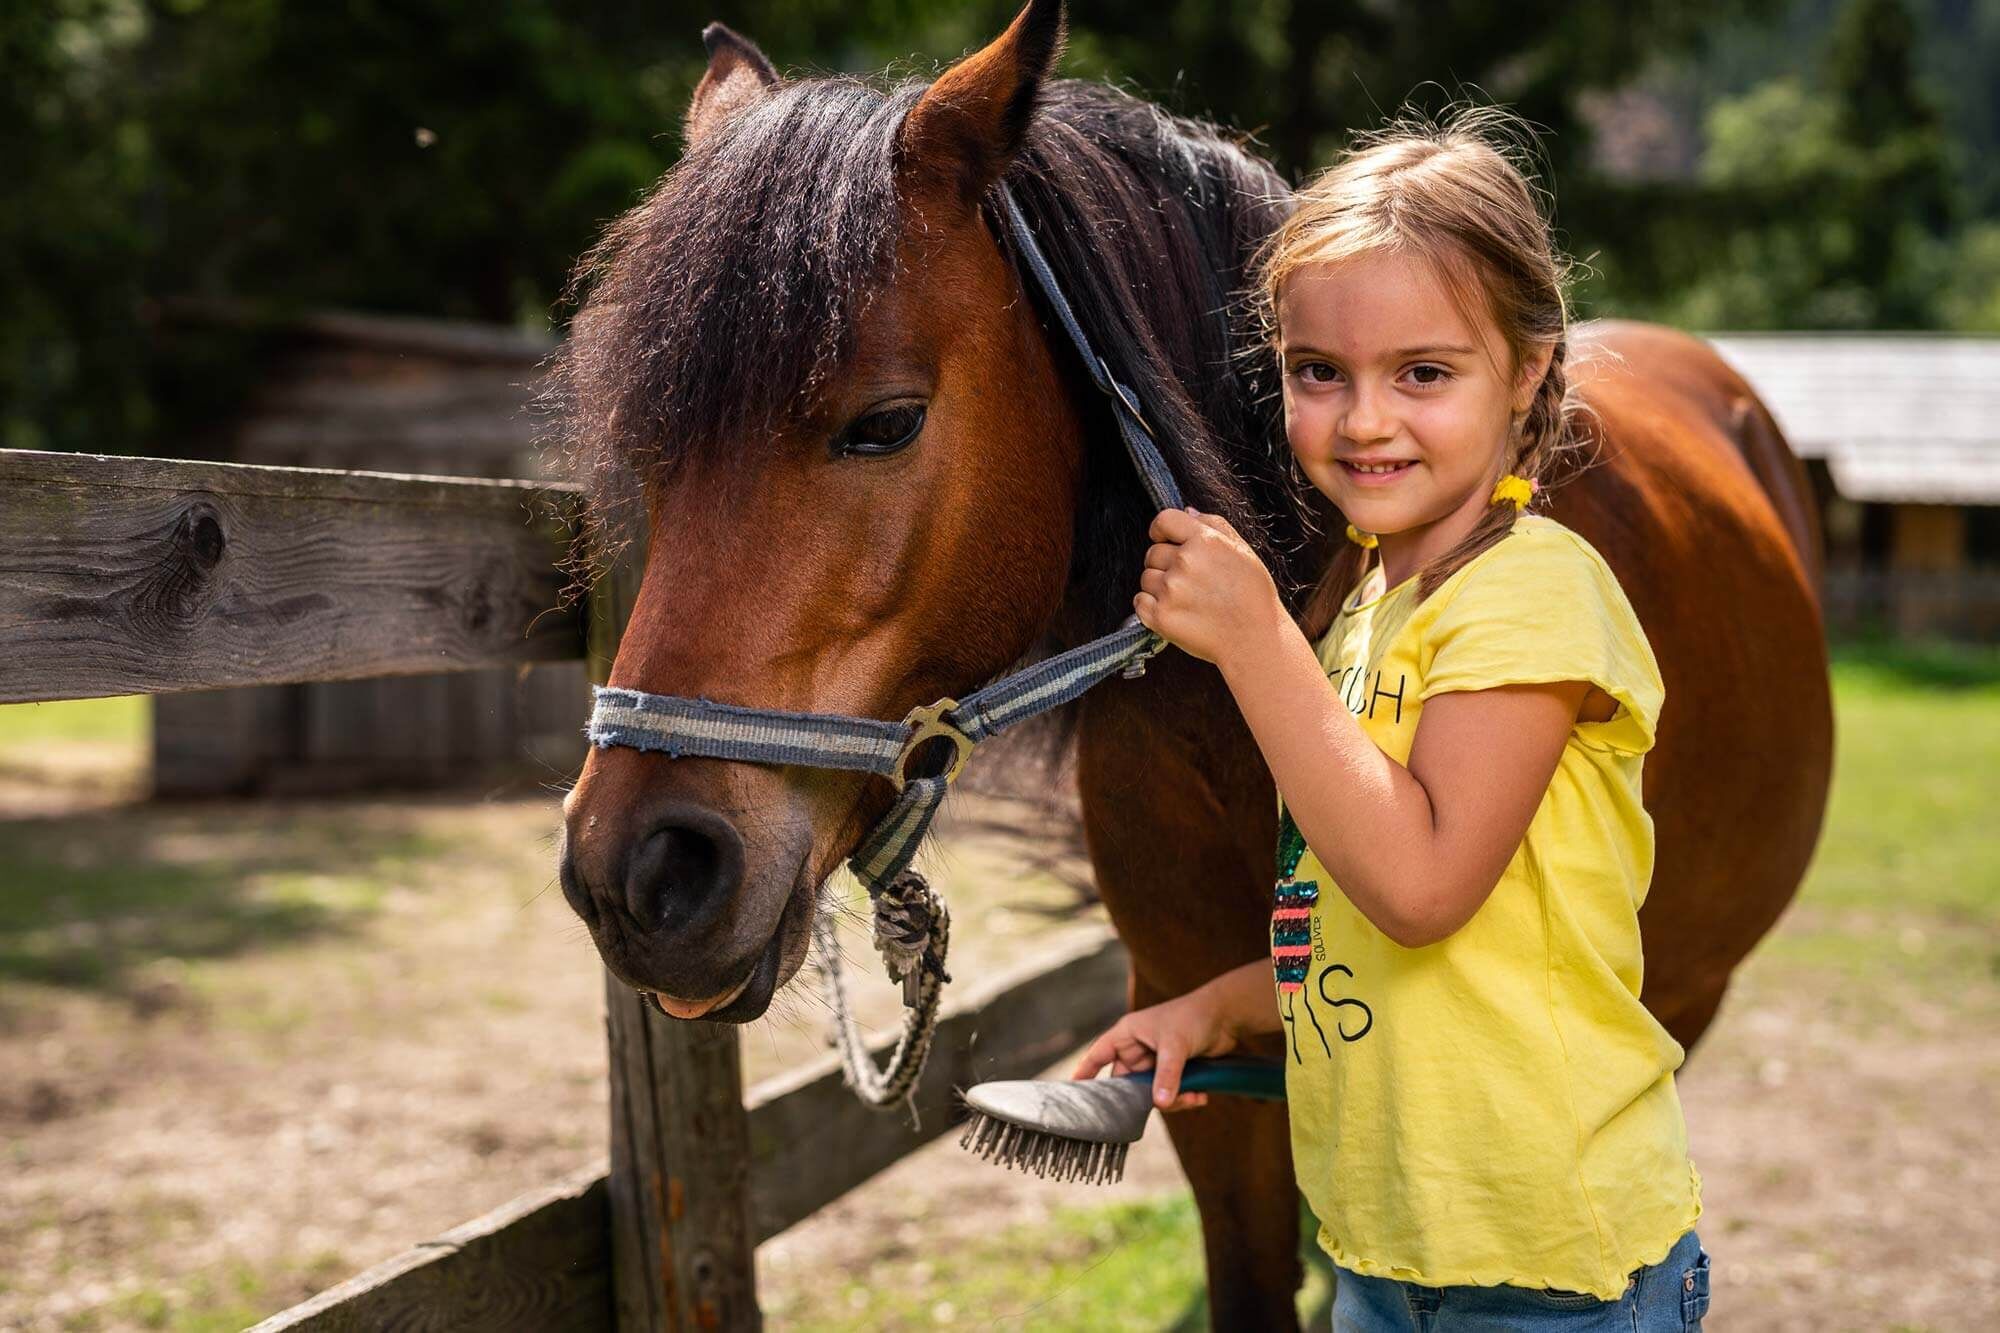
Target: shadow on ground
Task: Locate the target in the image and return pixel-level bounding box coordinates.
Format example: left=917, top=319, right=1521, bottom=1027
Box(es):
left=0, top=804, right=447, bottom=994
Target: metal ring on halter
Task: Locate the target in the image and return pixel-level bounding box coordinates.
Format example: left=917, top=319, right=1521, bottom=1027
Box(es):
left=892, top=698, right=974, bottom=792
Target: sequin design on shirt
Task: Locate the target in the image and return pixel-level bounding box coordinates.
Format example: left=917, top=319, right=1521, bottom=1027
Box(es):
left=1273, top=811, right=1317, bottom=993
left=1275, top=811, right=1376, bottom=1064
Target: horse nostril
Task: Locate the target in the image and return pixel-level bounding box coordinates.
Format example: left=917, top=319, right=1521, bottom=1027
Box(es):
left=624, top=808, right=742, bottom=934
left=558, top=845, right=601, bottom=929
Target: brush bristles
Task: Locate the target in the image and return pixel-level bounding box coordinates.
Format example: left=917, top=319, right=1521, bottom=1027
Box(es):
left=956, top=1111, right=1130, bottom=1185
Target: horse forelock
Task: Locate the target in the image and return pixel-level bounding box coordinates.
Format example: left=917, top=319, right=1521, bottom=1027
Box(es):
left=542, top=77, right=918, bottom=551
left=543, top=72, right=1316, bottom=613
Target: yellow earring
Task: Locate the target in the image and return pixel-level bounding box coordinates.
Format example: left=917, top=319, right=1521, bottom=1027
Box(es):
left=1490, top=474, right=1535, bottom=511
left=1345, top=523, right=1378, bottom=549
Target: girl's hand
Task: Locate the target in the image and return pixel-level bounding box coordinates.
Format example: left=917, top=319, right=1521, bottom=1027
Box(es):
left=1069, top=985, right=1241, bottom=1111
left=1134, top=508, right=1286, bottom=670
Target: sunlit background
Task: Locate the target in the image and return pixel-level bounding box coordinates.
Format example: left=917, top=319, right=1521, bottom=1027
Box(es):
left=2, top=2, right=1995, bottom=1329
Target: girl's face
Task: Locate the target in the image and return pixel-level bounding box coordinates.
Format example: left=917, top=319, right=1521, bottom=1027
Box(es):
left=1277, top=251, right=1547, bottom=548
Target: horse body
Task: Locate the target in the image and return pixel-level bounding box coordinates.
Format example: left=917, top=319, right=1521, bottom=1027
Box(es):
left=554, top=4, right=1831, bottom=1324
left=1559, top=321, right=1834, bottom=1043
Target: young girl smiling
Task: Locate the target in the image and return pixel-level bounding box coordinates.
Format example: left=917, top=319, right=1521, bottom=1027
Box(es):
left=1073, top=110, right=1710, bottom=1329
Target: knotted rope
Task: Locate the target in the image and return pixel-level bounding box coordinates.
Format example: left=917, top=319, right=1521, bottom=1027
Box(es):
left=813, top=868, right=951, bottom=1115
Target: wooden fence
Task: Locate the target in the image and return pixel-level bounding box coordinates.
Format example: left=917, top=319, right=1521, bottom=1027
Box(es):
left=1, top=449, right=1130, bottom=1330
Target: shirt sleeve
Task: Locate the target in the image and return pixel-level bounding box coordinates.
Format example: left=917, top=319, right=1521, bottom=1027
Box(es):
left=1415, top=527, right=1664, bottom=755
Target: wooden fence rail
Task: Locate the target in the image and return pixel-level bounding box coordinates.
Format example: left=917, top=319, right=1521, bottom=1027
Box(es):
left=4, top=448, right=1130, bottom=1331
left=0, top=451, right=583, bottom=702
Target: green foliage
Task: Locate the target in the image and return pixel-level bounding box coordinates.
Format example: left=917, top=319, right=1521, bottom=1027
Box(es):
left=1590, top=0, right=1958, bottom=329
left=1937, top=222, right=2000, bottom=331
left=2, top=0, right=1991, bottom=451
left=1, top=0, right=702, bottom=454
left=0, top=3, right=159, bottom=452
left=1, top=0, right=1775, bottom=456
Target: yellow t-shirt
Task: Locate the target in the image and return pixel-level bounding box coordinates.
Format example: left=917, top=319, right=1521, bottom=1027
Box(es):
left=1273, top=514, right=1701, bottom=1300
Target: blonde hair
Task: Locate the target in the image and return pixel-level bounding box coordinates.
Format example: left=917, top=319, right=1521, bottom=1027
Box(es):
left=1254, top=105, right=1580, bottom=633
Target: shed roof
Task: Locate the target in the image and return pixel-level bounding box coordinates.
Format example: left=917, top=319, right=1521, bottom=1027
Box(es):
left=1707, top=333, right=2000, bottom=505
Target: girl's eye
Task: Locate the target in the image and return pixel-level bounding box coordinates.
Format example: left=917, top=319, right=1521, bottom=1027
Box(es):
left=1407, top=364, right=1451, bottom=387
left=836, top=402, right=926, bottom=457
left=1296, top=362, right=1340, bottom=385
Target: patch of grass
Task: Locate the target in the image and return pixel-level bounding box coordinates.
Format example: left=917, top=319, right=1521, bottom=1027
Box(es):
left=770, top=1195, right=1332, bottom=1331
left=108, top=1280, right=268, bottom=1333
left=1829, top=637, right=2000, bottom=695
left=478, top=987, right=531, bottom=1012
left=0, top=814, right=452, bottom=994
left=1751, top=645, right=2000, bottom=996
left=78, top=1253, right=339, bottom=1333
left=0, top=847, right=354, bottom=992
left=0, top=695, right=149, bottom=749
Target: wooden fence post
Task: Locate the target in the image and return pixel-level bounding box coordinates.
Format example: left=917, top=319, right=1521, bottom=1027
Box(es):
left=589, top=537, right=761, bottom=1332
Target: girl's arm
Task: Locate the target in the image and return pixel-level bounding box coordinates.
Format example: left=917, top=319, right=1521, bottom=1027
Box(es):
left=1137, top=508, right=1583, bottom=949
left=1224, top=622, right=1582, bottom=946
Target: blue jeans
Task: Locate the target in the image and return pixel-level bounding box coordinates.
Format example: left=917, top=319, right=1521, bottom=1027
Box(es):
left=1332, top=1229, right=1710, bottom=1331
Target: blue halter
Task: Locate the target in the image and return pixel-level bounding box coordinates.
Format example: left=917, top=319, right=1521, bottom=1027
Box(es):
left=585, top=184, right=1185, bottom=1022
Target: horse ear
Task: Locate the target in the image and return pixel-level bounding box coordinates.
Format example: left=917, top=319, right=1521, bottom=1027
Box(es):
left=896, top=0, right=1065, bottom=207
left=684, top=22, right=779, bottom=149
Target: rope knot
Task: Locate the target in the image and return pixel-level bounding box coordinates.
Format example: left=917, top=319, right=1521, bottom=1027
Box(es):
left=872, top=869, right=951, bottom=1005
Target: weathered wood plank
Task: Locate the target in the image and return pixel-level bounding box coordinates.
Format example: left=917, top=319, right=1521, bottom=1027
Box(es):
left=246, top=1163, right=612, bottom=1333
left=0, top=450, right=586, bottom=702
left=587, top=527, right=763, bottom=1333
left=605, top=984, right=761, bottom=1333
left=744, top=927, right=1129, bottom=1242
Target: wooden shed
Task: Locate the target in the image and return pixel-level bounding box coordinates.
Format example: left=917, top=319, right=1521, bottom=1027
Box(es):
left=1711, top=333, right=2000, bottom=639
left=152, top=307, right=589, bottom=797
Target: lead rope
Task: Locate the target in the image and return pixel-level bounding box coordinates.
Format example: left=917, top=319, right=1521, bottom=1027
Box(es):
left=813, top=868, right=951, bottom=1116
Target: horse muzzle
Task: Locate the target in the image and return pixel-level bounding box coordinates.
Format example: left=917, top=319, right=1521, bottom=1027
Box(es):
left=558, top=772, right=818, bottom=1022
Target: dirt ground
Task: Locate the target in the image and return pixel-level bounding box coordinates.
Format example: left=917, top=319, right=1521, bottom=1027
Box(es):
left=0, top=730, right=1118, bottom=1331
left=2, top=705, right=1995, bottom=1330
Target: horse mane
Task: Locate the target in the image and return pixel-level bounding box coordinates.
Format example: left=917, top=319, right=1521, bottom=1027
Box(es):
left=996, top=81, right=1316, bottom=633
left=542, top=73, right=1321, bottom=625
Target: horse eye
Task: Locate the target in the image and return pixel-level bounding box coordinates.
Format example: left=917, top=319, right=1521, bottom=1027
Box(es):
left=837, top=403, right=926, bottom=457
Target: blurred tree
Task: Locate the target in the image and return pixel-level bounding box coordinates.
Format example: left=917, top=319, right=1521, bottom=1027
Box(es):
left=0, top=0, right=1987, bottom=454
left=1650, top=0, right=1955, bottom=328
left=0, top=0, right=996, bottom=454
left=0, top=3, right=157, bottom=451
left=1939, top=223, right=2000, bottom=330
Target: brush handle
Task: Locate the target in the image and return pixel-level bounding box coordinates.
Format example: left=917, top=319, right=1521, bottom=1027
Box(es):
left=1118, top=1056, right=1287, bottom=1102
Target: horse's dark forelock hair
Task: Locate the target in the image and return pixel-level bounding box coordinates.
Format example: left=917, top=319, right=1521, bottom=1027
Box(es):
left=543, top=76, right=921, bottom=571
left=542, top=72, right=1323, bottom=631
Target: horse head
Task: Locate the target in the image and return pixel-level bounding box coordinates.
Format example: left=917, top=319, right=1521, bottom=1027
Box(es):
left=555, top=2, right=1093, bottom=1021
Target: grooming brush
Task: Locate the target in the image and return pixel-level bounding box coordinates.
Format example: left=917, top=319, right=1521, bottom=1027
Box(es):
left=956, top=1057, right=1287, bottom=1185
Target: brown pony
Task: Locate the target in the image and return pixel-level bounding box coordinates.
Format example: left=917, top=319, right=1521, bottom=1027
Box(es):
left=552, top=2, right=1833, bottom=1323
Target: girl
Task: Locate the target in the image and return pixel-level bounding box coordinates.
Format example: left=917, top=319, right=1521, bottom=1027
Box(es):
left=1071, top=109, right=1710, bottom=1330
